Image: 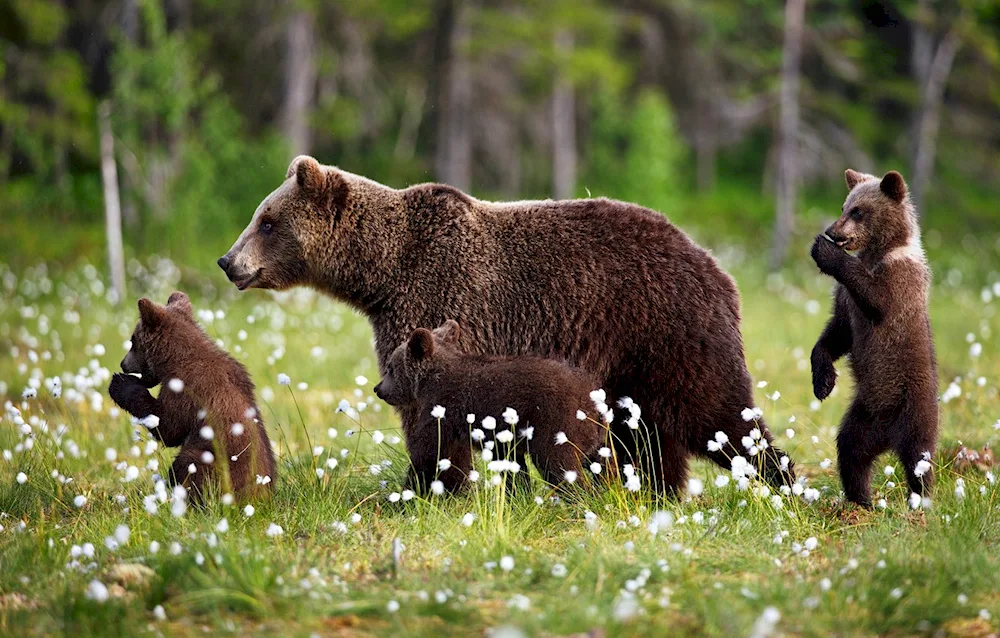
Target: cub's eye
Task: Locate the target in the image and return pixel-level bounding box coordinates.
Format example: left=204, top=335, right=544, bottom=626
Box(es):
left=849, top=207, right=862, bottom=220
left=260, top=222, right=273, bottom=235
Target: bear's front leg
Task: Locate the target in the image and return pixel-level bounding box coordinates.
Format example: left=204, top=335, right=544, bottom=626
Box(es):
left=109, top=373, right=159, bottom=419
left=810, top=234, right=848, bottom=277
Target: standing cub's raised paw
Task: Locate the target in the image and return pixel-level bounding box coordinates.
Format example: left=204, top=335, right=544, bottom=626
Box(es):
left=810, top=234, right=845, bottom=275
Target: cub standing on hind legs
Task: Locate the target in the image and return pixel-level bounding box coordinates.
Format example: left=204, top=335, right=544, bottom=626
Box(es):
left=108, top=292, right=276, bottom=502
left=810, top=169, right=938, bottom=508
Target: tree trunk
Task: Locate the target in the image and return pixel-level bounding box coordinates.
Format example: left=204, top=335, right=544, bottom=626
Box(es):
left=551, top=30, right=576, bottom=200
left=281, top=8, right=316, bottom=156
left=769, top=0, right=806, bottom=271
left=99, top=102, right=127, bottom=305
left=434, top=0, right=472, bottom=190
left=910, top=19, right=961, bottom=215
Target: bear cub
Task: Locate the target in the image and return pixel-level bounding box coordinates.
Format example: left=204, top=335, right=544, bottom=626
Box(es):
left=109, top=292, right=276, bottom=501
left=810, top=169, right=938, bottom=507
left=374, top=320, right=606, bottom=492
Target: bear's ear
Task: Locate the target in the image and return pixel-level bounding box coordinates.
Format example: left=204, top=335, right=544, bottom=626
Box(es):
left=845, top=169, right=866, bottom=191
left=287, top=155, right=325, bottom=194
left=137, top=298, right=166, bottom=329
left=408, top=328, right=435, bottom=362
left=435, top=319, right=461, bottom=345
left=879, top=171, right=907, bottom=203
left=287, top=155, right=348, bottom=214
left=165, top=291, right=193, bottom=318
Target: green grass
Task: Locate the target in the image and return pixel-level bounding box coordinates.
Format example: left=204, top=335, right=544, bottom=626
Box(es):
left=1, top=249, right=999, bottom=637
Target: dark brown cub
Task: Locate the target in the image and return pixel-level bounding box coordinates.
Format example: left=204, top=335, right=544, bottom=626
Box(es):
left=374, top=320, right=607, bottom=492
left=810, top=169, right=938, bottom=507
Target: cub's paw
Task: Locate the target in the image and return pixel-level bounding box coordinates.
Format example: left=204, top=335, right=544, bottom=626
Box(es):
left=810, top=351, right=837, bottom=401
left=109, top=373, right=152, bottom=414
left=810, top=234, right=845, bottom=275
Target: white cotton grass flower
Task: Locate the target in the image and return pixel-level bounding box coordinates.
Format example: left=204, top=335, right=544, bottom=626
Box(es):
left=564, top=470, right=578, bottom=484
left=16, top=472, right=27, bottom=485
left=277, top=373, right=291, bottom=386
left=387, top=600, right=400, bottom=613
left=462, top=512, right=475, bottom=527
left=555, top=432, right=568, bottom=445
left=438, top=459, right=452, bottom=471
left=502, top=407, right=519, bottom=425
left=914, top=458, right=932, bottom=478
left=74, top=495, right=87, bottom=508
left=741, top=406, right=763, bottom=422
left=576, top=410, right=587, bottom=421
left=941, top=380, right=961, bottom=403
left=598, top=447, right=612, bottom=459
left=430, top=481, right=444, bottom=495
left=167, top=378, right=184, bottom=393
left=431, top=405, right=446, bottom=419
left=355, top=375, right=368, bottom=386
left=499, top=556, right=515, bottom=572
left=85, top=579, right=110, bottom=603
left=482, top=416, right=497, bottom=430
left=470, top=428, right=485, bottom=442
left=590, top=462, right=602, bottom=474
left=687, top=478, right=704, bottom=497
left=244, top=504, right=255, bottom=517
left=265, top=523, right=284, bottom=537
left=495, top=430, right=514, bottom=444
left=750, top=606, right=781, bottom=638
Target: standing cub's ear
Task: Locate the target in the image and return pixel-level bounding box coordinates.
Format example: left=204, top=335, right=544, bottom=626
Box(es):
left=137, top=298, right=166, bottom=328
left=434, top=319, right=461, bottom=345
left=408, top=328, right=435, bottom=362
left=879, top=171, right=907, bottom=203
left=166, top=291, right=193, bottom=318
left=287, top=155, right=325, bottom=194
left=845, top=169, right=867, bottom=190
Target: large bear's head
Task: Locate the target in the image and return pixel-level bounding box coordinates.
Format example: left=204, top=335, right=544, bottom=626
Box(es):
left=218, top=156, right=351, bottom=292
left=121, top=292, right=197, bottom=387
left=373, top=320, right=463, bottom=407
left=825, top=169, right=917, bottom=256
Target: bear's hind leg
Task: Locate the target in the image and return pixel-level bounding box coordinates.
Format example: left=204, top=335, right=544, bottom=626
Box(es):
left=837, top=401, right=889, bottom=507
left=893, top=401, right=937, bottom=497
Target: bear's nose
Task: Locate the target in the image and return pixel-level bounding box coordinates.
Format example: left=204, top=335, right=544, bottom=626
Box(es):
left=217, top=255, right=231, bottom=274
left=373, top=383, right=383, bottom=398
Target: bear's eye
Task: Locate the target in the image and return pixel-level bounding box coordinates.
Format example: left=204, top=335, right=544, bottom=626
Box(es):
left=849, top=207, right=863, bottom=220
left=260, top=222, right=273, bottom=235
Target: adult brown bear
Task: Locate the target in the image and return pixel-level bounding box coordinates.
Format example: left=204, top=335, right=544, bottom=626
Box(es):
left=219, top=155, right=794, bottom=493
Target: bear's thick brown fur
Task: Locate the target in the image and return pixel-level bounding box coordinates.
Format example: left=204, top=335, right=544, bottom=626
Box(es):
left=810, top=169, right=938, bottom=507
left=373, top=320, right=605, bottom=491
left=220, top=155, right=795, bottom=493
left=108, top=292, right=276, bottom=501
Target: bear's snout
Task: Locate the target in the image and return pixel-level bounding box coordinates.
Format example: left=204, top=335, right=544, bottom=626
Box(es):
left=373, top=382, right=384, bottom=399
left=217, top=254, right=232, bottom=275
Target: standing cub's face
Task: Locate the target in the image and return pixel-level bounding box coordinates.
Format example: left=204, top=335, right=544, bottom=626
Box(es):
left=121, top=292, right=195, bottom=387
left=218, top=155, right=348, bottom=292
left=825, top=169, right=914, bottom=254
left=374, top=320, right=462, bottom=407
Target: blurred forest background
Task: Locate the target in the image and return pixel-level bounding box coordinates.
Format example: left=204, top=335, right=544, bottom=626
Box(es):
left=1, top=0, right=998, bottom=277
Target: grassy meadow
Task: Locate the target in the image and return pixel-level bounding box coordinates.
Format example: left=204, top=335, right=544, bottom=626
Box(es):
left=1, top=243, right=999, bottom=637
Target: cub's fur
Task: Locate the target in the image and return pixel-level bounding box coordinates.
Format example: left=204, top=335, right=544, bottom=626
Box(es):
left=374, top=320, right=605, bottom=491
left=810, top=169, right=938, bottom=507
left=108, top=292, right=275, bottom=501
left=220, top=155, right=795, bottom=494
